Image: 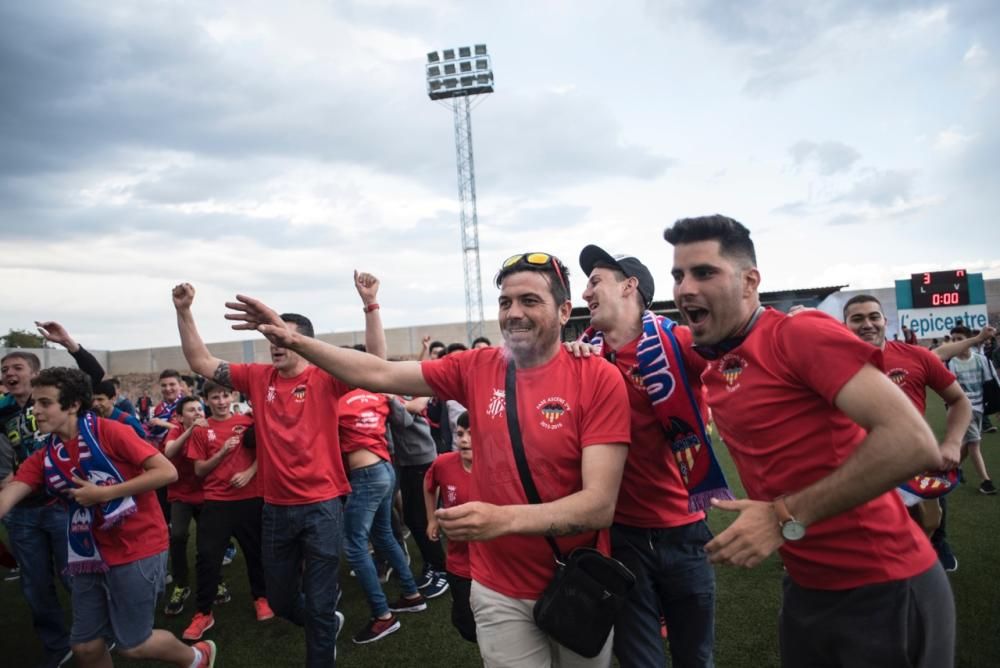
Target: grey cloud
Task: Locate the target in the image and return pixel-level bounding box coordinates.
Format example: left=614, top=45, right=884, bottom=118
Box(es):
left=834, top=169, right=915, bottom=207
left=790, top=140, right=861, bottom=175
left=648, top=0, right=1000, bottom=95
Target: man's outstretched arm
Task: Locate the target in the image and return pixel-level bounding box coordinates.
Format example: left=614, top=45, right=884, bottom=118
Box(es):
left=173, top=283, right=228, bottom=385
left=226, top=293, right=432, bottom=396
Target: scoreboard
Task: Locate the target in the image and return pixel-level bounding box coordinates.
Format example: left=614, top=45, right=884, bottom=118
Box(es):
left=910, top=270, right=970, bottom=309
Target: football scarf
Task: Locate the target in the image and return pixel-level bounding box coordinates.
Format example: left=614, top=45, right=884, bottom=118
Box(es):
left=899, top=470, right=959, bottom=500
left=147, top=398, right=180, bottom=443
left=43, top=412, right=136, bottom=574
left=582, top=311, right=733, bottom=512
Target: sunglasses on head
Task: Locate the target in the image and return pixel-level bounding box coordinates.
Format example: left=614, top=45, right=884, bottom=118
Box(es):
left=497, top=252, right=567, bottom=293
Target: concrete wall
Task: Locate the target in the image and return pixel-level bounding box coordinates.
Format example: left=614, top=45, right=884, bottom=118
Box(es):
left=0, top=347, right=110, bottom=371
left=105, top=319, right=504, bottom=375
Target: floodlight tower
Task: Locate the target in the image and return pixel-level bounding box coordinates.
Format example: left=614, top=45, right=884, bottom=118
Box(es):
left=425, top=45, right=494, bottom=343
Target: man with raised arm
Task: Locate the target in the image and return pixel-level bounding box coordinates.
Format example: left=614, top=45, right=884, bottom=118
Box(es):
left=224, top=252, right=630, bottom=667
left=172, top=271, right=383, bottom=668
left=664, top=215, right=954, bottom=667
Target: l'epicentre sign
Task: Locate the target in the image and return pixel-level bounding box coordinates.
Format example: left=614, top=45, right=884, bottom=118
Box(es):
left=895, top=270, right=988, bottom=338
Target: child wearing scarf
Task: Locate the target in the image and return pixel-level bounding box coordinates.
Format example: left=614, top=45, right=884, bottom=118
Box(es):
left=0, top=367, right=218, bottom=668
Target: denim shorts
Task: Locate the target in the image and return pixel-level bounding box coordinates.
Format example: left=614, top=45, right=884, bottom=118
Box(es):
left=70, top=551, right=167, bottom=649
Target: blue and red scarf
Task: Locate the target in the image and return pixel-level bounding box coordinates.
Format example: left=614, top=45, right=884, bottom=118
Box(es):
left=43, top=412, right=136, bottom=574
left=582, top=311, right=734, bottom=512
left=147, top=398, right=180, bottom=443
left=899, top=470, right=959, bottom=500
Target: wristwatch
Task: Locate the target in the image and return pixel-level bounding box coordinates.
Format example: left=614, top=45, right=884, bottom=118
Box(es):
left=773, top=496, right=806, bottom=541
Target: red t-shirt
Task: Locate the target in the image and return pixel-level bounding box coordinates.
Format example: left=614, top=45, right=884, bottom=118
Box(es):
left=424, top=451, right=473, bottom=578
left=703, top=309, right=937, bottom=590
left=187, top=414, right=259, bottom=502
left=610, top=325, right=707, bottom=528
left=882, top=341, right=956, bottom=414
left=15, top=418, right=169, bottom=567
left=230, top=363, right=351, bottom=505
left=163, top=424, right=204, bottom=505
left=421, top=347, right=630, bottom=600
left=338, top=389, right=391, bottom=462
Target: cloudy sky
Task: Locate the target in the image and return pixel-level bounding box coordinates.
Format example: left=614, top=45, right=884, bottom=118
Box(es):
left=3, top=0, right=999, bottom=350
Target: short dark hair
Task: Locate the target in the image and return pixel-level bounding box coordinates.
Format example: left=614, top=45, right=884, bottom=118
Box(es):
left=159, top=369, right=182, bottom=382
left=446, top=343, right=468, bottom=355
left=111, top=377, right=122, bottom=388
left=429, top=341, right=445, bottom=352
left=176, top=395, right=202, bottom=415
left=471, top=336, right=491, bottom=347
left=950, top=326, right=972, bottom=338
left=280, top=313, right=314, bottom=338
left=494, top=254, right=572, bottom=305
left=843, top=294, right=883, bottom=319
left=352, top=344, right=367, bottom=352
left=93, top=380, right=117, bottom=399
left=32, top=367, right=92, bottom=414
left=457, top=410, right=470, bottom=430
left=663, top=215, right=757, bottom=267
left=202, top=380, right=230, bottom=397
left=1, top=351, right=41, bottom=372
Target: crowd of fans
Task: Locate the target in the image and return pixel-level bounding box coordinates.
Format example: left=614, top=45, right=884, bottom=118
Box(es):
left=1, top=215, right=998, bottom=668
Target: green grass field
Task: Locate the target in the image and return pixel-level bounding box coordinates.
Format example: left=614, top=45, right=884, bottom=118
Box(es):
left=2, top=400, right=998, bottom=666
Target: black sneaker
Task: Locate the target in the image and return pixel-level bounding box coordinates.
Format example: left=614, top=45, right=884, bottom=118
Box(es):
left=388, top=594, right=427, bottom=613
left=985, top=425, right=998, bottom=434
left=164, top=585, right=190, bottom=616
left=420, top=571, right=450, bottom=600
left=979, top=480, right=997, bottom=495
left=940, top=553, right=959, bottom=572
left=416, top=564, right=434, bottom=590
left=215, top=581, right=232, bottom=605
left=352, top=615, right=400, bottom=644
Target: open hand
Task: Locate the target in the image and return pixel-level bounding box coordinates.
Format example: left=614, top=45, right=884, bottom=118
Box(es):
left=35, top=321, right=78, bottom=351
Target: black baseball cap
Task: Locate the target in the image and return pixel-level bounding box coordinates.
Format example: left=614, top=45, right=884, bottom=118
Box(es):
left=579, top=245, right=655, bottom=308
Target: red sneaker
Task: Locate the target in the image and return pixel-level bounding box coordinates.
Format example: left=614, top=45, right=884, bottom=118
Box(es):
left=255, top=597, right=275, bottom=621
left=182, top=612, right=215, bottom=641
left=192, top=639, right=217, bottom=668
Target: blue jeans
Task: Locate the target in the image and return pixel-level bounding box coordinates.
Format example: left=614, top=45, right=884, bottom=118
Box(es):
left=611, top=521, right=716, bottom=668
left=262, top=499, right=344, bottom=668
left=3, top=503, right=71, bottom=657
left=344, top=460, right=419, bottom=617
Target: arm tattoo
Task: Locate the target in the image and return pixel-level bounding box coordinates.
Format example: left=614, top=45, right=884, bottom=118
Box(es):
left=544, top=523, right=589, bottom=537
left=213, top=362, right=233, bottom=389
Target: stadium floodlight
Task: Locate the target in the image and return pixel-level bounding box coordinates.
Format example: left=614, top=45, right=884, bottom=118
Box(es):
left=424, top=44, right=495, bottom=343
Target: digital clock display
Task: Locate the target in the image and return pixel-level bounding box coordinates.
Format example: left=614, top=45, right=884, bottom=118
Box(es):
left=910, top=270, right=970, bottom=309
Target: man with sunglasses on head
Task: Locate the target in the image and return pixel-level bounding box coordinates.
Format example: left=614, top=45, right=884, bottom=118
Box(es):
left=224, top=252, right=631, bottom=667
left=664, top=215, right=955, bottom=667
left=573, top=245, right=721, bottom=667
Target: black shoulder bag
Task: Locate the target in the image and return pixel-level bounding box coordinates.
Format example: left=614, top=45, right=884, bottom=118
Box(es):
left=503, top=361, right=635, bottom=658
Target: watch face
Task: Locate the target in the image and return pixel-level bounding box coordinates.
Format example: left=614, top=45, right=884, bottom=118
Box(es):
left=782, top=521, right=806, bottom=541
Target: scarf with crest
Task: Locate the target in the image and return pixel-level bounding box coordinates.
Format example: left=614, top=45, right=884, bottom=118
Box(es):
left=43, top=412, right=136, bottom=574
left=581, top=310, right=733, bottom=512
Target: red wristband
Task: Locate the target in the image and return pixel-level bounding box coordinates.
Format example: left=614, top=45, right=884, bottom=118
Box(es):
left=364, top=302, right=380, bottom=313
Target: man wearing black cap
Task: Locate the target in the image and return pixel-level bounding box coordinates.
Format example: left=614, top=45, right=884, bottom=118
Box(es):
left=576, top=245, right=724, bottom=667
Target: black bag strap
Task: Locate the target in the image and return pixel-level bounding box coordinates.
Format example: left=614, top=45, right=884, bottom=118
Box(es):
left=504, top=360, right=565, bottom=562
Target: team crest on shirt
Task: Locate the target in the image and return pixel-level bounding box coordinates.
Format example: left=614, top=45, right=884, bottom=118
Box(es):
left=232, top=424, right=247, bottom=435
left=292, top=385, right=308, bottom=402
left=266, top=385, right=277, bottom=403
left=887, top=368, right=908, bottom=385
left=445, top=484, right=458, bottom=505
left=537, top=397, right=571, bottom=430
left=718, top=354, right=747, bottom=392
left=207, top=429, right=216, bottom=443
left=628, top=364, right=644, bottom=391
left=486, top=389, right=506, bottom=419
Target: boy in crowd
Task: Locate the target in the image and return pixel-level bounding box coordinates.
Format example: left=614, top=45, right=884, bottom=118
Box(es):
left=92, top=380, right=146, bottom=438
left=162, top=396, right=208, bottom=616
left=0, top=367, right=216, bottom=667
left=947, top=326, right=998, bottom=495
left=182, top=381, right=271, bottom=641
left=424, top=410, right=476, bottom=643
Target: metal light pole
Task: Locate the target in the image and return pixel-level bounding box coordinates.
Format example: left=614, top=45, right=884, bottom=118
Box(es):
left=425, top=45, right=494, bottom=343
